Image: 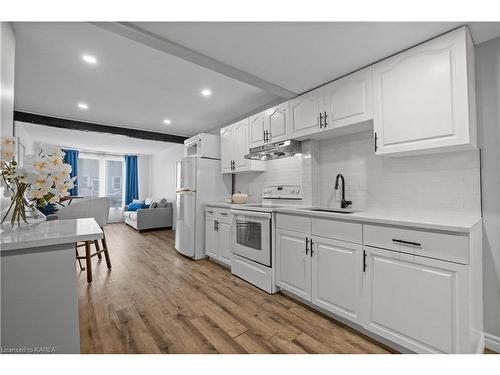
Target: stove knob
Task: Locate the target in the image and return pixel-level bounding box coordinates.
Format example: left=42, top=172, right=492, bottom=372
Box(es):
left=291, top=187, right=295, bottom=193
left=296, top=187, right=300, bottom=194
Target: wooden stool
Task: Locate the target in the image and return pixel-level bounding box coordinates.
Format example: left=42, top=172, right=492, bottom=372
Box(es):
left=76, top=227, right=112, bottom=283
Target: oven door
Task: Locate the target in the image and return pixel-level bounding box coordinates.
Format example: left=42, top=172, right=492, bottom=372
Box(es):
left=231, top=210, right=271, bottom=267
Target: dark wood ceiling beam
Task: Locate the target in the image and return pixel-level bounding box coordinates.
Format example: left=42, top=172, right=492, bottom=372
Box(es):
left=14, top=111, right=187, bottom=144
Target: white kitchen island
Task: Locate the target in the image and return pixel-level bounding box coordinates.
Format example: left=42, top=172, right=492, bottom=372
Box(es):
left=0, top=218, right=102, bottom=354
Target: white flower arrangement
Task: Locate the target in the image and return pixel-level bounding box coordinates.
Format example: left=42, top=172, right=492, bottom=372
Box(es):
left=1, top=136, right=76, bottom=226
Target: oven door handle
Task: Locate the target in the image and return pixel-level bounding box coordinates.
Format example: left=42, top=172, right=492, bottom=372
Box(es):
left=230, top=210, right=272, bottom=219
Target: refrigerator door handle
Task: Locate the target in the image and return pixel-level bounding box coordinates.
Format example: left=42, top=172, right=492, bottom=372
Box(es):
left=176, top=188, right=196, bottom=193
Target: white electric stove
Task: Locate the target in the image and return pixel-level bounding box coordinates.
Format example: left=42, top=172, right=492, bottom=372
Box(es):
left=230, top=185, right=302, bottom=293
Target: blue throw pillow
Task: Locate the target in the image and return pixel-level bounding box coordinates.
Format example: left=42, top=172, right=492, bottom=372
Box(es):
left=127, top=203, right=150, bottom=211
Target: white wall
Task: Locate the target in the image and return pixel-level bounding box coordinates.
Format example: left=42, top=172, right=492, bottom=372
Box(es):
left=476, top=36, right=500, bottom=345
left=234, top=132, right=481, bottom=217
left=138, top=154, right=151, bottom=200
left=317, top=131, right=481, bottom=215
left=1, top=22, right=15, bottom=138
left=13, top=121, right=33, bottom=154
left=150, top=144, right=184, bottom=229
left=234, top=156, right=302, bottom=203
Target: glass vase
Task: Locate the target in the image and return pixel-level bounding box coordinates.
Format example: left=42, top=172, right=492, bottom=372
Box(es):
left=0, top=188, right=46, bottom=230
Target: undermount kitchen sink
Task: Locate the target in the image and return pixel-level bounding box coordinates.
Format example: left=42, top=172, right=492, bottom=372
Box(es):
left=297, top=207, right=358, bottom=214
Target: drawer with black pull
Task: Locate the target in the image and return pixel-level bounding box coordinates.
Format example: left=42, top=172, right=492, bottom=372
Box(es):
left=363, top=224, right=469, bottom=264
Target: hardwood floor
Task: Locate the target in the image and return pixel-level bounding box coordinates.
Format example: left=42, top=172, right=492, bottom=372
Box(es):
left=78, top=223, right=396, bottom=354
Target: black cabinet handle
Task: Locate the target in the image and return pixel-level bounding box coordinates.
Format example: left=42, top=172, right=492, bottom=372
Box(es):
left=305, top=237, right=309, bottom=255
left=220, top=212, right=228, bottom=216
left=392, top=239, right=422, bottom=247
left=310, top=239, right=314, bottom=256
left=363, top=250, right=367, bottom=272
left=374, top=132, right=378, bottom=152
left=324, top=111, right=328, bottom=127
left=319, top=113, right=323, bottom=128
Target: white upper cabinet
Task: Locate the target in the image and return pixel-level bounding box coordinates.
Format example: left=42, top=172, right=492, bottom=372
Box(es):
left=323, top=67, right=373, bottom=129
left=373, top=26, right=476, bottom=155
left=248, top=111, right=267, bottom=148
left=290, top=87, right=324, bottom=138
left=220, top=126, right=233, bottom=173
left=233, top=120, right=250, bottom=170
left=249, top=102, right=291, bottom=148
left=220, top=120, right=266, bottom=174
left=266, top=101, right=290, bottom=143
left=290, top=70, right=374, bottom=140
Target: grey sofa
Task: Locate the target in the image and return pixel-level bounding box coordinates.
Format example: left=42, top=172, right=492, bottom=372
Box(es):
left=123, top=197, right=173, bottom=232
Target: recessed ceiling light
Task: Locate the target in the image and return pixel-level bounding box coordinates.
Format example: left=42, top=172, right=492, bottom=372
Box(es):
left=77, top=102, right=89, bottom=110
left=201, top=89, right=212, bottom=97
left=163, top=119, right=172, bottom=125
left=82, top=54, right=97, bottom=64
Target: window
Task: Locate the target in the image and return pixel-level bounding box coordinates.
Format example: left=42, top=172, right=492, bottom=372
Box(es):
left=78, top=153, right=124, bottom=208
left=112, top=176, right=121, bottom=190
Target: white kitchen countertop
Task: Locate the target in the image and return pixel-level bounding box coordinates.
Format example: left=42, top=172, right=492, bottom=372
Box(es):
left=274, top=207, right=481, bottom=233
left=0, top=218, right=103, bottom=252
left=206, top=202, right=233, bottom=209
left=206, top=202, right=254, bottom=209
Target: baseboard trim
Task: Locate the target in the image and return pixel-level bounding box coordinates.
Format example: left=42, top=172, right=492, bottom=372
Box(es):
left=485, top=333, right=500, bottom=353
left=476, top=333, right=485, bottom=354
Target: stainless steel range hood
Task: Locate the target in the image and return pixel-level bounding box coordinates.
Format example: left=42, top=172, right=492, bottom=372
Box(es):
left=244, top=140, right=302, bottom=161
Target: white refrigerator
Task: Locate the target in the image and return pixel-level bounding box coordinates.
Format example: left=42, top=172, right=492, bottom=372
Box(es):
left=175, top=156, right=231, bottom=259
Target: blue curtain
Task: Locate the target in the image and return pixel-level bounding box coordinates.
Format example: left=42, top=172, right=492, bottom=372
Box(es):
left=63, top=149, right=79, bottom=196
left=124, top=155, right=139, bottom=205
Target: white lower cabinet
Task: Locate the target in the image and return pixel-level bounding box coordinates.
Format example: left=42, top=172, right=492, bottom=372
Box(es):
left=363, top=246, right=463, bottom=353
left=312, top=237, right=363, bottom=323
left=205, top=216, right=218, bottom=258
left=276, top=228, right=311, bottom=300
left=276, top=218, right=363, bottom=323
left=217, top=220, right=233, bottom=266
left=275, top=213, right=481, bottom=353
left=204, top=208, right=233, bottom=267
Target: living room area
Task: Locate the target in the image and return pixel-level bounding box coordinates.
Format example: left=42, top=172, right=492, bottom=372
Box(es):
left=14, top=120, right=181, bottom=231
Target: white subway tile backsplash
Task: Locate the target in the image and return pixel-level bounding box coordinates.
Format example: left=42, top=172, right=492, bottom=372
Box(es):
left=235, top=130, right=481, bottom=216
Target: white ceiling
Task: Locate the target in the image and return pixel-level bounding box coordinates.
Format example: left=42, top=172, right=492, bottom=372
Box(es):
left=16, top=121, right=178, bottom=155
left=136, top=22, right=500, bottom=94
left=13, top=22, right=278, bottom=137
left=13, top=22, right=500, bottom=138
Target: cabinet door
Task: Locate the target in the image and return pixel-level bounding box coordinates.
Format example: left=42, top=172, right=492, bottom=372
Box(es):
left=373, top=27, right=473, bottom=155
left=290, top=87, right=324, bottom=138
left=220, top=126, right=234, bottom=174
left=205, top=217, right=218, bottom=258
left=276, top=228, right=311, bottom=300
left=323, top=67, right=373, bottom=129
left=248, top=112, right=267, bottom=148
left=266, top=101, right=289, bottom=142
left=217, top=220, right=233, bottom=266
left=363, top=246, right=463, bottom=353
left=233, top=120, right=250, bottom=171
left=311, top=237, right=363, bottom=323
